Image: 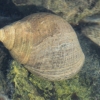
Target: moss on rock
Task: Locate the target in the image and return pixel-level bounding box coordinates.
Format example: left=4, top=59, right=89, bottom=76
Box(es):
left=7, top=61, right=44, bottom=100
left=7, top=60, right=91, bottom=100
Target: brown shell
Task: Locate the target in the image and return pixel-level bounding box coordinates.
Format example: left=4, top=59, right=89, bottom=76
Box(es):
left=0, top=13, right=85, bottom=81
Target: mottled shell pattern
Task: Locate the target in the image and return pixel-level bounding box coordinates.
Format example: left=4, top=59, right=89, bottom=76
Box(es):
left=0, top=13, right=85, bottom=81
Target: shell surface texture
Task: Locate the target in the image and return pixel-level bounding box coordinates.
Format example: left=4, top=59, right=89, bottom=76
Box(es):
left=0, top=13, right=85, bottom=81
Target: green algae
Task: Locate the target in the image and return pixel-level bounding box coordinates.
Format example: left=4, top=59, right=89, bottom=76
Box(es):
left=7, top=61, right=44, bottom=100
left=7, top=61, right=91, bottom=100
left=54, top=76, right=91, bottom=100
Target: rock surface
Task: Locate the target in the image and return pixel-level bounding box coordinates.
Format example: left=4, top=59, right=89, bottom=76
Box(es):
left=80, top=14, right=100, bottom=47
left=12, top=0, right=100, bottom=24
left=0, top=43, right=12, bottom=99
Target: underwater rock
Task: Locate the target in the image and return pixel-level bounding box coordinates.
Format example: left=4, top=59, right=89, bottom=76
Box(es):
left=80, top=14, right=100, bottom=47
left=0, top=43, right=12, bottom=100
left=7, top=61, right=45, bottom=100
left=7, top=60, right=90, bottom=100
left=0, top=94, right=10, bottom=100
left=0, top=0, right=21, bottom=16
left=12, top=0, right=100, bottom=24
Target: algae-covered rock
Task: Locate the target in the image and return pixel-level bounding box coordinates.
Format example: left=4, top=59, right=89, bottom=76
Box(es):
left=12, top=0, right=100, bottom=24
left=7, top=61, right=44, bottom=100
left=7, top=60, right=91, bottom=100
left=77, top=32, right=100, bottom=100
left=0, top=43, right=12, bottom=99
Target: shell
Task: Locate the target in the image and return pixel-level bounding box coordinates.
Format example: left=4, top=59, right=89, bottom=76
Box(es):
left=0, top=13, right=85, bottom=81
